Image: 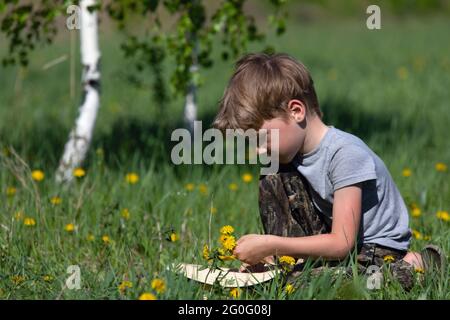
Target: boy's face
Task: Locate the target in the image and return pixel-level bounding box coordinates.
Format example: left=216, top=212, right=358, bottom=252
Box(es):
left=258, top=115, right=305, bottom=164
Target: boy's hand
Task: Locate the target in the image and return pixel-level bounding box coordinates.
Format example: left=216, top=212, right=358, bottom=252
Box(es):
left=234, top=234, right=275, bottom=265
left=239, top=256, right=275, bottom=272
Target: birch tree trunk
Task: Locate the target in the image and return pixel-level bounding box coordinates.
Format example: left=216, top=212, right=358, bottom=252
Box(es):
left=184, top=80, right=197, bottom=134
left=56, top=0, right=101, bottom=183
left=183, top=34, right=198, bottom=134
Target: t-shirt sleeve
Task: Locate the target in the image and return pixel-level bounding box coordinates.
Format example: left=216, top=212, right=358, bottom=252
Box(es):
left=328, top=144, right=377, bottom=191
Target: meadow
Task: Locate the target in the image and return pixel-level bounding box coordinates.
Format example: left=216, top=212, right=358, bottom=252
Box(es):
left=0, top=16, right=449, bottom=299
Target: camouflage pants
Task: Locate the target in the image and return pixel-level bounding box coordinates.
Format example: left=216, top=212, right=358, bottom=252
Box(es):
left=259, top=164, right=415, bottom=291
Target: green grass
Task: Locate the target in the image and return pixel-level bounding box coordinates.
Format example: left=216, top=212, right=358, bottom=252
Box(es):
left=0, top=17, right=449, bottom=299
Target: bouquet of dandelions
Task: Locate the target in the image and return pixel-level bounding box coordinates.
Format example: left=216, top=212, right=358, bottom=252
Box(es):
left=202, top=225, right=299, bottom=277
left=202, top=225, right=237, bottom=269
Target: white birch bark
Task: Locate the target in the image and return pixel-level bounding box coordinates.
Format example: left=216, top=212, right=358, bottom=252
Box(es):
left=183, top=34, right=198, bottom=134
left=184, top=80, right=197, bottom=134
left=56, top=0, right=100, bottom=183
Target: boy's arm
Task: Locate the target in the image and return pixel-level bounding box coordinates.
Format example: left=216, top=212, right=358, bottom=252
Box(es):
left=234, top=183, right=362, bottom=265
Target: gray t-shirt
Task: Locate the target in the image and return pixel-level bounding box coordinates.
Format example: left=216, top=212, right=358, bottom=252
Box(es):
left=291, top=126, right=411, bottom=251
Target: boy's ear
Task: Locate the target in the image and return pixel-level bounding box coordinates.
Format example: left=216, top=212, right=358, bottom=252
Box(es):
left=287, top=99, right=306, bottom=123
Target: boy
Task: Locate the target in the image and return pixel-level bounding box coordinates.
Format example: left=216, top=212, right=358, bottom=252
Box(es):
left=213, top=53, right=444, bottom=290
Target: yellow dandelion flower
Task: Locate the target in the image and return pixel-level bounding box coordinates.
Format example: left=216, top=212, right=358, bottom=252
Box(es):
left=64, top=223, right=75, bottom=233
left=24, top=217, right=36, bottom=227
left=228, top=183, right=238, bottom=191
left=151, top=278, right=166, bottom=294
left=217, top=244, right=234, bottom=261
left=279, top=256, right=296, bottom=272
left=198, top=184, right=208, bottom=195
left=222, top=235, right=236, bottom=251
left=118, top=280, right=133, bottom=293
left=218, top=254, right=236, bottom=261
left=121, top=208, right=130, bottom=220
left=86, top=234, right=95, bottom=241
left=411, top=207, right=421, bottom=218
left=210, top=207, right=217, bottom=215
left=6, top=187, right=17, bottom=196
left=219, top=234, right=229, bottom=244
left=285, top=283, right=295, bottom=295
left=203, top=244, right=212, bottom=261
left=229, top=288, right=241, bottom=298
left=50, top=196, right=62, bottom=205
left=11, top=275, right=25, bottom=285
left=73, top=168, right=86, bottom=178
left=397, top=67, right=408, bottom=80
left=436, top=210, right=449, bottom=222
left=402, top=168, right=412, bottom=177
left=220, top=225, right=234, bottom=235
left=14, top=211, right=24, bottom=221
left=279, top=256, right=296, bottom=266
left=383, top=255, right=395, bottom=263
left=125, top=172, right=139, bottom=184
left=31, top=170, right=44, bottom=182
left=435, top=162, right=447, bottom=172
left=138, top=292, right=157, bottom=300
left=185, top=183, right=195, bottom=191
left=242, top=173, right=253, bottom=183
left=43, top=275, right=53, bottom=282
left=170, top=232, right=179, bottom=242
left=414, top=267, right=425, bottom=274
left=102, top=235, right=110, bottom=244
left=412, top=229, right=423, bottom=240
